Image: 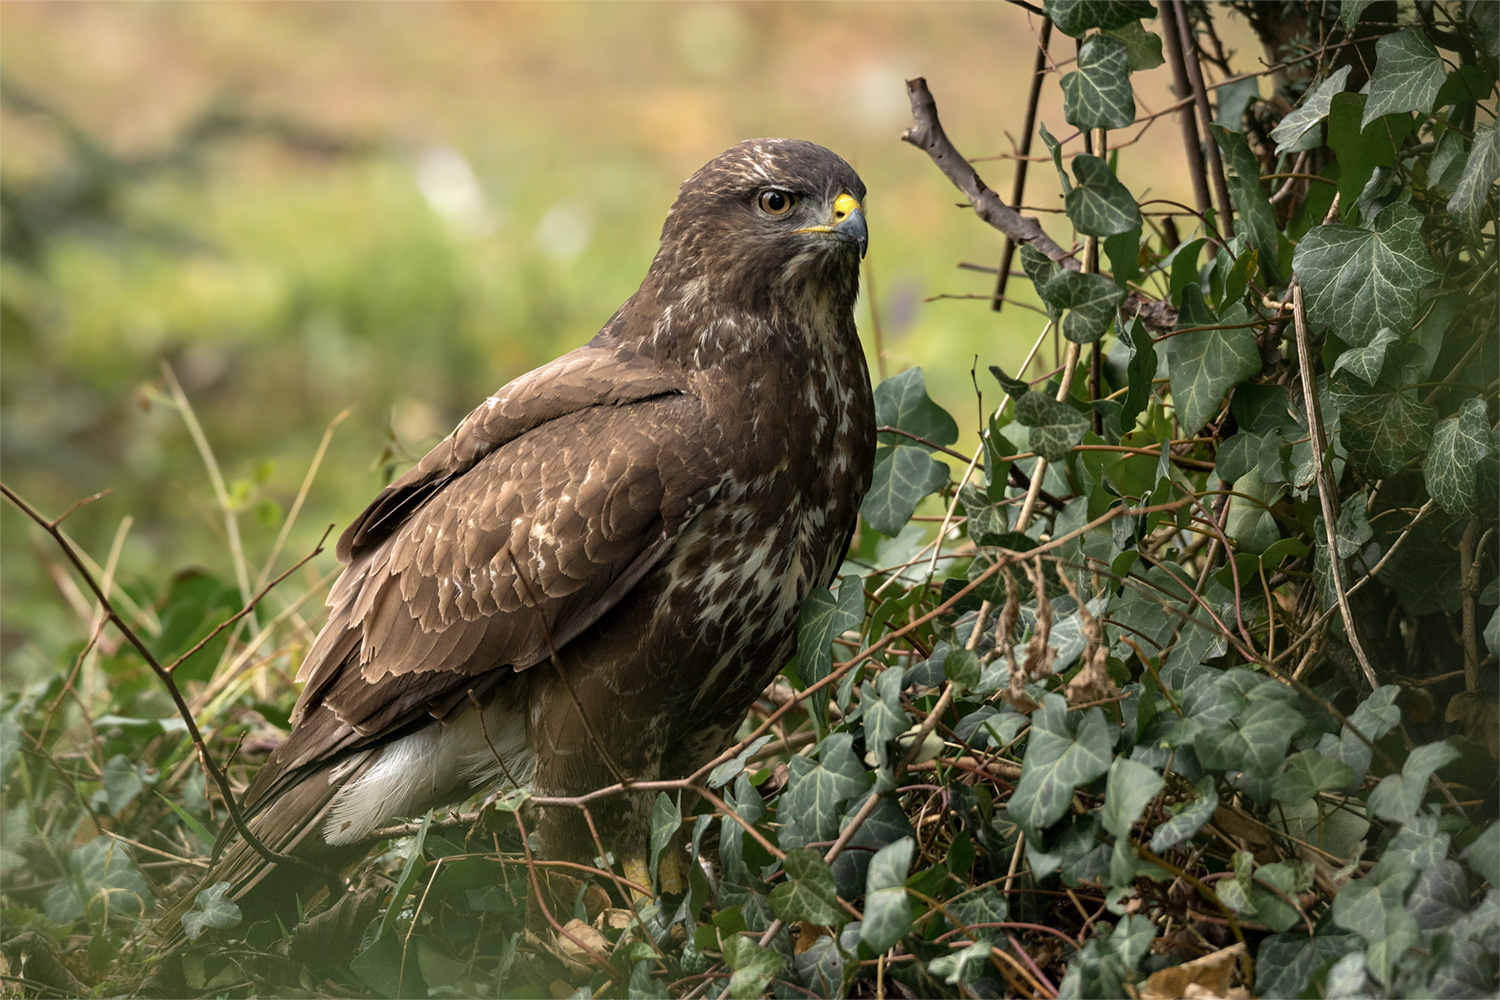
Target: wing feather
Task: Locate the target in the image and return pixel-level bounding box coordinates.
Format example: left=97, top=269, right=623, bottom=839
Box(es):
left=245, top=353, right=721, bottom=812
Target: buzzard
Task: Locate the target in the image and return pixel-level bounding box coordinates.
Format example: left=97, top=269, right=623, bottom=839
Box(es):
left=162, top=138, right=874, bottom=930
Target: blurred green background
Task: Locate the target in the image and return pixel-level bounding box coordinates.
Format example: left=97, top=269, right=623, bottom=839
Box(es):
left=1, top=2, right=1212, bottom=686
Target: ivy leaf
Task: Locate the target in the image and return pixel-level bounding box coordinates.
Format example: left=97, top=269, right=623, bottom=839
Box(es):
left=1163, top=290, right=1261, bottom=434
left=648, top=792, right=681, bottom=884
left=1273, top=750, right=1356, bottom=803
left=1039, top=122, right=1070, bottom=194
left=709, top=735, right=774, bottom=790
left=769, top=849, right=842, bottom=926
left=1293, top=203, right=1440, bottom=348
left=1256, top=934, right=1361, bottom=1000
left=1334, top=380, right=1437, bottom=479
left=1327, top=92, right=1417, bottom=211
left=1270, top=65, right=1351, bottom=153
left=1065, top=155, right=1144, bottom=237
left=1332, top=875, right=1421, bottom=985
left=1450, top=121, right=1500, bottom=245
left=721, top=935, right=784, bottom=1000
left=1061, top=35, right=1136, bottom=132
left=1149, top=776, right=1219, bottom=852
left=1014, top=392, right=1090, bottom=463
left=1315, top=685, right=1401, bottom=787
left=1035, top=267, right=1127, bottom=342
left=861, top=446, right=948, bottom=536
left=1368, top=740, right=1462, bottom=822
left=1424, top=398, right=1491, bottom=517
left=182, top=881, right=243, bottom=941
left=1099, top=758, right=1163, bottom=842
left=1007, top=695, right=1113, bottom=834
left=860, top=837, right=914, bottom=954
left=43, top=836, right=152, bottom=925
left=989, top=362, right=1032, bottom=400
left=1330, top=327, right=1402, bottom=385
left=1120, top=317, right=1156, bottom=430
left=794, top=574, right=865, bottom=724
left=1341, top=0, right=1376, bottom=32
left=1103, top=20, right=1163, bottom=71
left=1043, top=0, right=1156, bottom=37
left=1362, top=27, right=1448, bottom=127
left=1209, top=125, right=1283, bottom=285
left=874, top=367, right=959, bottom=450
left=781, top=733, right=871, bottom=844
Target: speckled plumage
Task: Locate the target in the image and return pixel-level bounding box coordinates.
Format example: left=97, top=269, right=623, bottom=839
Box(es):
left=162, top=138, right=874, bottom=929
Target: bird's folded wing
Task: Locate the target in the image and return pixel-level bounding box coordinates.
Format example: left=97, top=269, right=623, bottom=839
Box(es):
left=248, top=354, right=722, bottom=797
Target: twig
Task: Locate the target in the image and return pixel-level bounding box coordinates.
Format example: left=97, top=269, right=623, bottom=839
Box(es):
left=902, top=77, right=1076, bottom=269
left=1171, top=0, right=1235, bottom=237
left=1288, top=278, right=1379, bottom=690
left=993, top=19, right=1053, bottom=312
left=1159, top=0, right=1214, bottom=220
left=0, top=483, right=328, bottom=880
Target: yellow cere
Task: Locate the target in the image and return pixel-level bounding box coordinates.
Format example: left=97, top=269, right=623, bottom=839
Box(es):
left=832, top=192, right=862, bottom=222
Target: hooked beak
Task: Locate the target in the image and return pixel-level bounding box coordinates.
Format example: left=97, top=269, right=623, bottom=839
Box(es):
left=797, top=192, right=868, bottom=258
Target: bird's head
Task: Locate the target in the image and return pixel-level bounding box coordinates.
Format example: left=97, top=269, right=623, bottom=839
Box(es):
left=651, top=138, right=868, bottom=315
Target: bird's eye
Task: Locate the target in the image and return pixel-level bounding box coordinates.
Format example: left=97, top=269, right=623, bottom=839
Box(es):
left=757, top=189, right=795, bottom=215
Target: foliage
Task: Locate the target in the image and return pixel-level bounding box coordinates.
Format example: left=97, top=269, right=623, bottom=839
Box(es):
left=2, top=2, right=1497, bottom=998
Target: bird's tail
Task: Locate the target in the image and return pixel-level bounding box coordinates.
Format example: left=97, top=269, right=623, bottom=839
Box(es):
left=153, top=755, right=373, bottom=949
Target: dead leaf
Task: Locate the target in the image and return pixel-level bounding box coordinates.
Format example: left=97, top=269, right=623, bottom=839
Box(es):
left=1140, top=942, right=1248, bottom=999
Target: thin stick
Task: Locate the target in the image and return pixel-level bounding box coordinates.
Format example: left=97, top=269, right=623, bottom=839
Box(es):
left=1289, top=279, right=1379, bottom=690
left=1171, top=1, right=1235, bottom=237
left=993, top=19, right=1053, bottom=312
left=0, top=483, right=329, bottom=880
left=1159, top=0, right=1213, bottom=220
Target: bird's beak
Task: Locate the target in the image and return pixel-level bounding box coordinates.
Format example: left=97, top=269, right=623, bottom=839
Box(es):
left=797, top=192, right=868, bottom=258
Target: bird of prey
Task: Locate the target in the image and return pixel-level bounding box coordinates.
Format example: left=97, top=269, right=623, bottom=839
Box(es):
left=161, top=137, right=874, bottom=932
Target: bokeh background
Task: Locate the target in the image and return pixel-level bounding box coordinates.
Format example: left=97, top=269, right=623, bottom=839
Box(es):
left=2, top=2, right=1238, bottom=685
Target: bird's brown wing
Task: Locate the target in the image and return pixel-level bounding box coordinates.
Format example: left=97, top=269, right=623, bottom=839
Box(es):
left=244, top=348, right=722, bottom=806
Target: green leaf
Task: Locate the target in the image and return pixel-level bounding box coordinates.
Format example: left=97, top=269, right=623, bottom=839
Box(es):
left=1424, top=398, right=1491, bottom=517
left=990, top=362, right=1032, bottom=400
left=1065, top=155, right=1144, bottom=237
left=1463, top=822, right=1500, bottom=887
left=1119, top=317, right=1156, bottom=430
left=1316, top=685, right=1401, bottom=786
left=1270, top=65, right=1351, bottom=153
left=1214, top=76, right=1261, bottom=130
left=1043, top=0, right=1155, bottom=37
left=1103, top=227, right=1141, bottom=288
left=1293, top=203, right=1440, bottom=347
left=377, top=811, right=430, bottom=939
left=1035, top=267, right=1127, bottom=342
left=861, top=446, right=948, bottom=536
left=1209, top=125, right=1283, bottom=285
left=781, top=733, right=871, bottom=843
left=1007, top=695, right=1113, bottom=834
left=1326, top=92, right=1417, bottom=211
left=1332, top=875, right=1421, bottom=984
left=101, top=753, right=149, bottom=816
left=721, top=935, right=784, bottom=1000
left=795, top=574, right=864, bottom=689
left=1099, top=758, right=1163, bottom=842
left=181, top=881, right=243, bottom=941
left=1368, top=740, right=1461, bottom=822
left=943, top=647, right=981, bottom=692
left=1149, top=776, right=1219, bottom=852
left=1039, top=122, right=1071, bottom=194
left=769, top=849, right=842, bottom=926
left=1334, top=380, right=1437, bottom=479
left=1363, top=27, right=1448, bottom=127
left=1103, top=20, right=1163, bottom=71
left=1273, top=750, right=1356, bottom=803
left=1014, top=392, right=1090, bottom=463
left=1450, top=122, right=1500, bottom=244
left=709, top=735, right=773, bottom=790
left=1341, top=0, right=1376, bottom=31
left=648, top=792, right=681, bottom=885
left=860, top=837, right=914, bottom=954
left=43, top=836, right=152, bottom=925
left=1163, top=289, right=1261, bottom=433
left=1330, top=327, right=1402, bottom=385
left=874, top=367, right=959, bottom=449
left=1061, top=35, right=1136, bottom=131
left=1256, top=934, right=1360, bottom=1000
